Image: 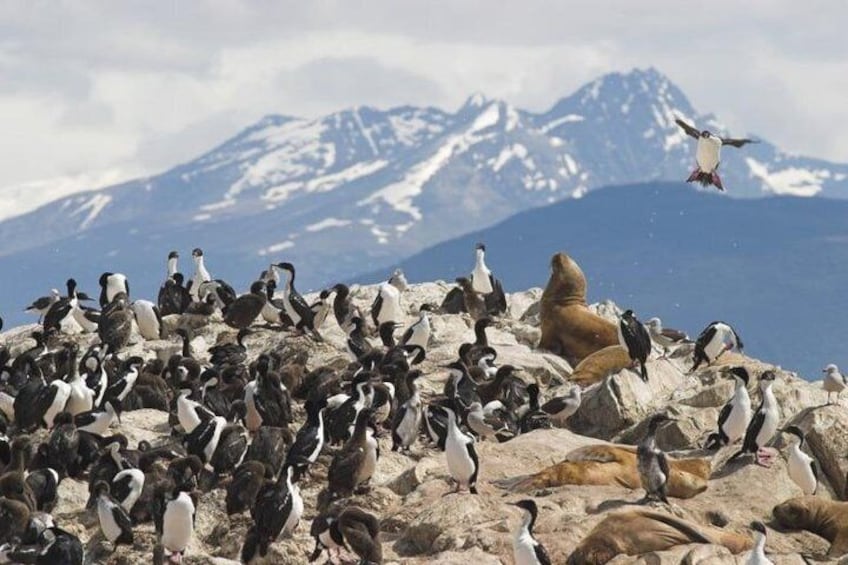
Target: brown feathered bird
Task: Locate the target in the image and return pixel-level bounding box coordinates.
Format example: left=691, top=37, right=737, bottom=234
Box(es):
left=223, top=281, right=267, bottom=329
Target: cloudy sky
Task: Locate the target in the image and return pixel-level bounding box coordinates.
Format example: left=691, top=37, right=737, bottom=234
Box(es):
left=2, top=1, right=847, bottom=204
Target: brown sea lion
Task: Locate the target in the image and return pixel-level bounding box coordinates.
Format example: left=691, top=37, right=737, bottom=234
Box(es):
left=507, top=444, right=709, bottom=499
left=567, top=509, right=753, bottom=564
left=773, top=496, right=848, bottom=557
left=569, top=345, right=633, bottom=386
left=538, top=253, right=620, bottom=366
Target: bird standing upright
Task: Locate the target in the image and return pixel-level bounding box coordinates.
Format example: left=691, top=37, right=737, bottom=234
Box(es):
left=511, top=499, right=551, bottom=565
left=618, top=310, right=652, bottom=382
left=637, top=413, right=672, bottom=503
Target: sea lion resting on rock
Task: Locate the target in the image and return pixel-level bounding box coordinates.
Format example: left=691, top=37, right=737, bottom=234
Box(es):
left=569, top=345, right=632, bottom=386
left=538, top=253, right=620, bottom=367
left=506, top=444, right=709, bottom=499
left=567, top=509, right=752, bottom=564
left=773, top=496, right=848, bottom=558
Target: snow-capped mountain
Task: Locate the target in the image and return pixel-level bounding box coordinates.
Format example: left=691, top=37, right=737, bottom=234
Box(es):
left=0, top=68, right=846, bottom=328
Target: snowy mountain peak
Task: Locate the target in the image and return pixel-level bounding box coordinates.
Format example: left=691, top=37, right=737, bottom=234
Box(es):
left=0, top=67, right=846, bottom=319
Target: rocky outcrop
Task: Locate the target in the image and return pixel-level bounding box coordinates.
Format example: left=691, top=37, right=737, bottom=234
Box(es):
left=0, top=280, right=845, bottom=564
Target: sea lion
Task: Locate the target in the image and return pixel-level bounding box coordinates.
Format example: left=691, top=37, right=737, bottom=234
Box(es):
left=773, top=496, right=848, bottom=557
left=569, top=345, right=633, bottom=386
left=538, top=253, right=620, bottom=366
left=567, top=509, right=753, bottom=564
left=506, top=444, right=709, bottom=499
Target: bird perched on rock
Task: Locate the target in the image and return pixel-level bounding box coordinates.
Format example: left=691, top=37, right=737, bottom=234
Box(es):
left=443, top=406, right=479, bottom=494
left=539, top=385, right=582, bottom=427
left=781, top=426, right=818, bottom=496
left=745, top=521, right=774, bottom=565
left=391, top=372, right=423, bottom=452
left=98, top=293, right=133, bottom=352
left=223, top=281, right=267, bottom=329
left=618, top=310, right=651, bottom=382
left=675, top=117, right=757, bottom=191
left=241, top=465, right=303, bottom=563
left=704, top=366, right=752, bottom=450
left=327, top=408, right=379, bottom=498
left=338, top=507, right=382, bottom=565
left=822, top=364, right=846, bottom=405
left=470, top=243, right=507, bottom=315
left=309, top=513, right=347, bottom=563
left=99, top=273, right=130, bottom=308
left=388, top=269, right=408, bottom=293
left=637, top=413, right=672, bottom=503
left=95, top=481, right=133, bottom=547
left=455, top=277, right=487, bottom=321
left=153, top=485, right=197, bottom=564
left=511, top=499, right=551, bottom=565
left=189, top=248, right=212, bottom=301
left=692, top=321, right=743, bottom=371
left=729, top=371, right=780, bottom=467
left=371, top=280, right=402, bottom=329
left=645, top=317, right=689, bottom=359
left=399, top=304, right=432, bottom=350
left=25, top=289, right=60, bottom=323
left=274, top=262, right=317, bottom=336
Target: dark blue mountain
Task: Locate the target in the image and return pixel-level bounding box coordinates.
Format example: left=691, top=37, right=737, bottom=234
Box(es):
left=356, top=182, right=848, bottom=379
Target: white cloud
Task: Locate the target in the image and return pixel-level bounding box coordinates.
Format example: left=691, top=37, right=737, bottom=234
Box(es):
left=0, top=1, right=846, bottom=195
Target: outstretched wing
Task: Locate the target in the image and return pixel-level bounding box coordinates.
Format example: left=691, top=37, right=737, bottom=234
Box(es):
left=675, top=118, right=700, bottom=139
left=721, top=136, right=757, bottom=148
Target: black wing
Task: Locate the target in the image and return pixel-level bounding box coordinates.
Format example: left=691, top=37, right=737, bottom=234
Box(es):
left=466, top=441, right=479, bottom=488
left=742, top=408, right=766, bottom=453
left=111, top=473, right=132, bottom=504
left=290, top=291, right=315, bottom=327
left=184, top=418, right=216, bottom=461
left=485, top=276, right=507, bottom=315
left=721, top=136, right=757, bottom=148
left=151, top=489, right=167, bottom=535
left=715, top=401, right=733, bottom=434
left=675, top=118, right=700, bottom=139
left=112, top=503, right=133, bottom=534
left=621, top=319, right=651, bottom=358
left=695, top=325, right=718, bottom=351
left=370, top=293, right=383, bottom=327
left=535, top=542, right=553, bottom=565
left=399, top=324, right=415, bottom=346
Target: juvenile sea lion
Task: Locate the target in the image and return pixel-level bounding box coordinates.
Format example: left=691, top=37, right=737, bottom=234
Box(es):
left=773, top=496, right=848, bottom=557
left=506, top=444, right=709, bottom=499
left=567, top=509, right=752, bottom=564
left=538, top=253, right=620, bottom=366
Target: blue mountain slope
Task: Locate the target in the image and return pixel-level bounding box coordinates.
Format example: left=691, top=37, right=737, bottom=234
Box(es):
left=355, top=183, right=848, bottom=378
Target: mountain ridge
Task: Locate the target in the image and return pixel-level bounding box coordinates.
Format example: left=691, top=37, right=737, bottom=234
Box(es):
left=1, top=68, right=846, bottom=336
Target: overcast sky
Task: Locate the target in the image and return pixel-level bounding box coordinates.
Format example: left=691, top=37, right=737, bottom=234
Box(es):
left=2, top=1, right=847, bottom=196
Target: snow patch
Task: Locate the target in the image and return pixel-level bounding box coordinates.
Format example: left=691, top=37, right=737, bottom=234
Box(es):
left=540, top=114, right=584, bottom=133
left=70, top=194, right=112, bottom=230
left=353, top=109, right=379, bottom=156
left=200, top=199, right=236, bottom=212
left=305, top=218, right=352, bottom=232
left=359, top=103, right=500, bottom=222
left=746, top=158, right=828, bottom=197
left=491, top=144, right=528, bottom=173
left=258, top=240, right=294, bottom=256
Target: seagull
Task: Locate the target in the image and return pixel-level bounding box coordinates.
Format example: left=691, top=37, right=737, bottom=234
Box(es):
left=822, top=364, right=846, bottom=405
left=675, top=117, right=757, bottom=191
